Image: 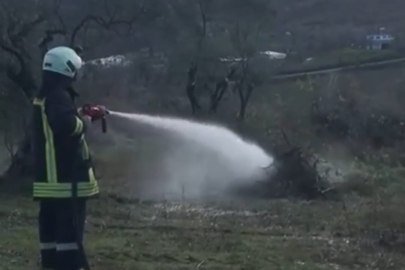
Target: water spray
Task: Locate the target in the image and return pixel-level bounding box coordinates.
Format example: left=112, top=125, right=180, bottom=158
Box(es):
left=111, top=111, right=273, bottom=187
left=79, top=104, right=274, bottom=198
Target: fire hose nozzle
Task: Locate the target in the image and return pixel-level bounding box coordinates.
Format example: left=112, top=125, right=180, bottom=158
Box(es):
left=81, top=104, right=110, bottom=133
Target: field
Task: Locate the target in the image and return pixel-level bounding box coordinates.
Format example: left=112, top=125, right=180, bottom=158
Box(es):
left=2, top=64, right=405, bottom=269
left=2, top=177, right=405, bottom=270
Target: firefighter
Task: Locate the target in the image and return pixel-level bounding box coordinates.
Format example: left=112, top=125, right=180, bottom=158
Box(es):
left=33, top=46, right=104, bottom=270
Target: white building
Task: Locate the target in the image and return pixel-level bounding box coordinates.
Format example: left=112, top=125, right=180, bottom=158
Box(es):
left=366, top=34, right=395, bottom=50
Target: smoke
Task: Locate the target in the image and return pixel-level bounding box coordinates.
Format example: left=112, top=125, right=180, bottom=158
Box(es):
left=105, top=112, right=274, bottom=200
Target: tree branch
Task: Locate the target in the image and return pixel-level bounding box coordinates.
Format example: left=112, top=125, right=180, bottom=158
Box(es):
left=69, top=0, right=148, bottom=47
left=2, top=111, right=16, bottom=162
left=12, top=15, right=45, bottom=43
left=196, top=0, right=207, bottom=49
left=53, top=0, right=68, bottom=34
left=0, top=42, right=25, bottom=75
left=38, top=29, right=67, bottom=57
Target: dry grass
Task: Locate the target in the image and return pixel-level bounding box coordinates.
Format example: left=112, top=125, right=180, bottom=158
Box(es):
left=1, top=172, right=405, bottom=270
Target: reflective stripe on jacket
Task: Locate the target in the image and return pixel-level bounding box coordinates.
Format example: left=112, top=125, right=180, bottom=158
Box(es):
left=32, top=84, right=99, bottom=199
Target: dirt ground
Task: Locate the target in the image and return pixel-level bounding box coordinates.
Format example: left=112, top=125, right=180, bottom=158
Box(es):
left=1, top=188, right=405, bottom=270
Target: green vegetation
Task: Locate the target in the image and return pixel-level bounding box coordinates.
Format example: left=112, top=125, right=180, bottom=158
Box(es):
left=336, top=48, right=400, bottom=63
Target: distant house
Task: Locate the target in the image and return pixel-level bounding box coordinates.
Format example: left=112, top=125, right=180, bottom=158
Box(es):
left=366, top=34, right=395, bottom=50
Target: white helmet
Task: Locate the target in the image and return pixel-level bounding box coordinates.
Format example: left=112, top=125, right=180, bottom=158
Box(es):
left=42, top=46, right=83, bottom=78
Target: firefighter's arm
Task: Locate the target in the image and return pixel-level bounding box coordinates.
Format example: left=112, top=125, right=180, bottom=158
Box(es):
left=45, top=92, right=85, bottom=137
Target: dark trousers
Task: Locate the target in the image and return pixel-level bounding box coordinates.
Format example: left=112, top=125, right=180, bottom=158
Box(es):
left=39, top=198, right=87, bottom=270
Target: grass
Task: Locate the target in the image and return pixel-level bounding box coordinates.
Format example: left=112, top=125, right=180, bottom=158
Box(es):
left=2, top=110, right=405, bottom=269
left=1, top=178, right=405, bottom=270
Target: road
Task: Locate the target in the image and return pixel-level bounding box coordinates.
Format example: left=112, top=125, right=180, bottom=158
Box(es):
left=272, top=56, right=405, bottom=81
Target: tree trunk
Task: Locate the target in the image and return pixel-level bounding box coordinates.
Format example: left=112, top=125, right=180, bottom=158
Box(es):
left=210, top=80, right=228, bottom=113
left=2, top=101, right=34, bottom=180
left=3, top=131, right=33, bottom=180
left=210, top=67, right=236, bottom=113
left=186, top=62, right=201, bottom=115
left=238, top=82, right=254, bottom=120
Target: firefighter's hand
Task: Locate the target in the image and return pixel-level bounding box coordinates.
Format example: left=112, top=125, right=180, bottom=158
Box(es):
left=77, top=108, right=92, bottom=127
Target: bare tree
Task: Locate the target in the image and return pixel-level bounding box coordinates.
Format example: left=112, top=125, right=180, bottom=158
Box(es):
left=182, top=0, right=211, bottom=115
left=225, top=0, right=275, bottom=120
left=234, top=62, right=255, bottom=120
left=210, top=66, right=237, bottom=113
left=0, top=1, right=45, bottom=99
left=39, top=0, right=148, bottom=53
left=0, top=0, right=149, bottom=179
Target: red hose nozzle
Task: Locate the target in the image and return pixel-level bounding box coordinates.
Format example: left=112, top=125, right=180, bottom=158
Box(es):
left=81, top=104, right=109, bottom=133
left=82, top=104, right=109, bottom=120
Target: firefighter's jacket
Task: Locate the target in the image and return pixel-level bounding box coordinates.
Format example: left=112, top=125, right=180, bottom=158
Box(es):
left=32, top=74, right=99, bottom=199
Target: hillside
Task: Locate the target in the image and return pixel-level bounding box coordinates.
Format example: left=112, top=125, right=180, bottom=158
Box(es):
left=273, top=0, right=405, bottom=49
